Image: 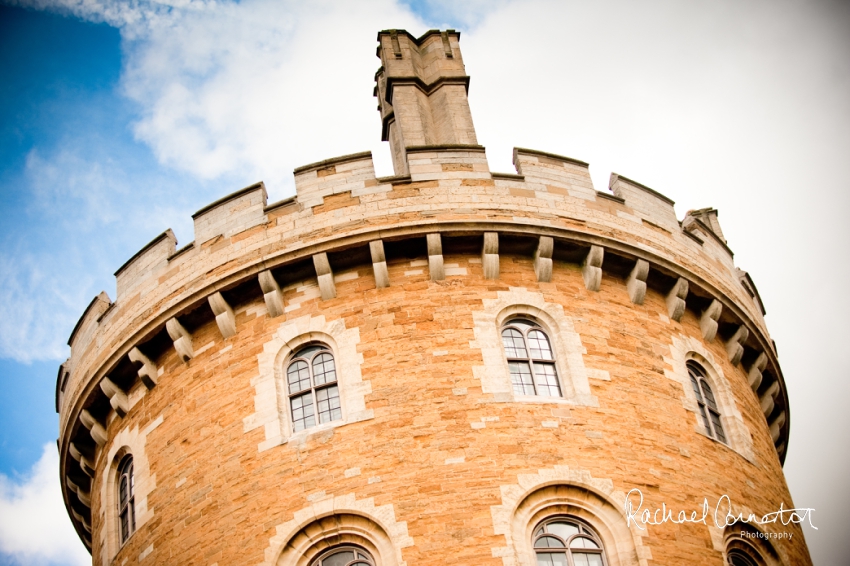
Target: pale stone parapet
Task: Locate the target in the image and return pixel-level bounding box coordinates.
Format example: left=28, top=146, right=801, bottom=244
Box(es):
left=192, top=181, right=267, bottom=245
left=405, top=145, right=490, bottom=182
left=208, top=292, right=237, bottom=339
left=581, top=245, right=604, bottom=291
left=700, top=299, right=722, bottom=342
left=726, top=325, right=750, bottom=366
left=426, top=233, right=444, bottom=280
left=370, top=240, right=390, bottom=288
left=769, top=411, right=787, bottom=443
left=128, top=347, right=157, bottom=389
left=165, top=317, right=194, bottom=362
left=293, top=152, right=376, bottom=208
left=481, top=232, right=499, bottom=279
left=682, top=213, right=735, bottom=266
left=685, top=207, right=725, bottom=241
left=609, top=173, right=678, bottom=231
left=313, top=253, right=336, bottom=300
left=533, top=236, right=554, bottom=282
left=512, top=148, right=595, bottom=200
left=626, top=259, right=650, bottom=305
left=666, top=278, right=689, bottom=321
left=114, top=230, right=176, bottom=301
left=99, top=377, right=129, bottom=418
left=66, top=291, right=111, bottom=356
left=69, top=442, right=95, bottom=477
left=79, top=409, right=107, bottom=447
left=258, top=270, right=285, bottom=317
left=748, top=352, right=768, bottom=392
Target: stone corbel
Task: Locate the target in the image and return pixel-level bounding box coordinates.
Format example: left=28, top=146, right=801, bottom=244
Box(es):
left=760, top=381, right=780, bottom=418
left=533, top=236, right=553, bottom=282
left=665, top=277, right=689, bottom=321
left=769, top=411, right=786, bottom=444
left=581, top=245, right=604, bottom=291
left=482, top=232, right=499, bottom=279
left=370, top=240, right=390, bottom=288
left=129, top=346, right=158, bottom=389
left=725, top=325, right=749, bottom=366
left=66, top=478, right=91, bottom=507
left=166, top=317, right=194, bottom=362
left=99, top=377, right=129, bottom=418
left=747, top=352, right=768, bottom=392
left=313, top=253, right=336, bottom=300
left=700, top=299, right=722, bottom=342
left=258, top=270, right=284, bottom=318
left=69, top=442, right=96, bottom=477
left=79, top=409, right=107, bottom=447
left=208, top=291, right=237, bottom=338
left=427, top=233, right=445, bottom=281
left=71, top=508, right=92, bottom=533
left=626, top=259, right=649, bottom=304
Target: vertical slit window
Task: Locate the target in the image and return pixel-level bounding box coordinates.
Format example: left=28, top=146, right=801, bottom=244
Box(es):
left=501, top=319, right=562, bottom=398
left=118, top=455, right=135, bottom=545
left=688, top=361, right=726, bottom=443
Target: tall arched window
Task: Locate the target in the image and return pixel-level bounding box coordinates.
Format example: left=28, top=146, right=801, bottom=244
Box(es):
left=501, top=318, right=562, bottom=397
left=688, top=361, right=726, bottom=443
left=287, top=343, right=342, bottom=432
left=310, top=546, right=374, bottom=566
left=117, top=455, right=135, bottom=544
left=533, top=517, right=607, bottom=566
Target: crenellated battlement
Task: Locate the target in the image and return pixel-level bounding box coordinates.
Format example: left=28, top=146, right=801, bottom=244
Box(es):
left=56, top=29, right=797, bottom=557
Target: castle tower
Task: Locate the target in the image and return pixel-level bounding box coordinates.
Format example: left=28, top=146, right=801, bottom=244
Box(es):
left=57, top=30, right=810, bottom=566
left=375, top=29, right=477, bottom=175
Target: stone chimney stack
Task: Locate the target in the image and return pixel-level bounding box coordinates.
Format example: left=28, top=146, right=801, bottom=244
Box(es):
left=374, top=29, right=478, bottom=176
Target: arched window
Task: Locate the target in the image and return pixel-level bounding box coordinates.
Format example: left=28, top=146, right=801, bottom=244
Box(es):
left=727, top=549, right=760, bottom=566
left=687, top=361, right=726, bottom=443
left=501, top=318, right=562, bottom=397
left=117, top=455, right=135, bottom=544
left=310, top=546, right=374, bottom=566
left=287, top=343, right=341, bottom=432
left=533, top=517, right=607, bottom=566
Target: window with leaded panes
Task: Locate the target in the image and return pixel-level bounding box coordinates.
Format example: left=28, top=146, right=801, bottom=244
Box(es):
left=117, top=455, right=135, bottom=545
left=501, top=318, right=562, bottom=398
left=309, top=546, right=374, bottom=566
left=533, top=517, right=607, bottom=566
left=287, top=344, right=342, bottom=432
left=687, top=361, right=727, bottom=443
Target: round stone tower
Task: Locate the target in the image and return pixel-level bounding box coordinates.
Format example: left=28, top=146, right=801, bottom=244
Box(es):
left=57, top=29, right=810, bottom=566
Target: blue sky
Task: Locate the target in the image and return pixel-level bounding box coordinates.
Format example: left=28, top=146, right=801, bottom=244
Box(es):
left=0, top=1, right=848, bottom=564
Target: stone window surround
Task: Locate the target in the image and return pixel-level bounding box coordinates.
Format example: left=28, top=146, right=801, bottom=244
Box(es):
left=664, top=334, right=755, bottom=462
left=260, top=493, right=414, bottom=566
left=99, top=415, right=161, bottom=566
left=471, top=287, right=600, bottom=407
left=710, top=524, right=786, bottom=566
left=490, top=465, right=648, bottom=566
left=244, top=314, right=373, bottom=452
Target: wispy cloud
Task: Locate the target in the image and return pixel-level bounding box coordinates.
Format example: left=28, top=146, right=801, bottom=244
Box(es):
left=0, top=444, right=90, bottom=565
left=0, top=143, right=200, bottom=362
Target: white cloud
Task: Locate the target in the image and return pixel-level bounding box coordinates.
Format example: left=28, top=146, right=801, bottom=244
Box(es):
left=0, top=444, right=90, bottom=566
left=0, top=250, right=89, bottom=362
left=0, top=146, right=199, bottom=363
